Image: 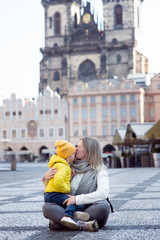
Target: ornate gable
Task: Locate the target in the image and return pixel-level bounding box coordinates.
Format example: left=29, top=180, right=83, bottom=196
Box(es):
left=71, top=2, right=104, bottom=43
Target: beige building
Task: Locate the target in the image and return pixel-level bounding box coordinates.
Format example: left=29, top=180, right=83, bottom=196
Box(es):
left=144, top=73, right=160, bottom=122
left=67, top=77, right=145, bottom=151
left=0, top=88, right=67, bottom=161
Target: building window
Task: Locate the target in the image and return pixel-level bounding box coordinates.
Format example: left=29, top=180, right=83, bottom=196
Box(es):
left=54, top=71, right=60, bottom=81
left=91, top=126, right=96, bottom=136
left=77, top=85, right=82, bottom=92
left=102, top=108, right=108, bottom=118
left=40, top=110, right=43, bottom=115
left=5, top=112, right=10, bottom=117
left=102, top=96, right=107, bottom=103
left=2, top=129, right=8, bottom=139
left=149, top=96, right=154, bottom=102
left=45, top=109, right=51, bottom=114
left=130, top=107, right=136, bottom=117
left=73, top=126, right=78, bottom=137
left=78, top=59, right=96, bottom=82
left=39, top=128, right=45, bottom=138
left=49, top=17, right=52, bottom=28
left=125, top=83, right=130, bottom=89
left=54, top=12, right=60, bottom=34
left=121, top=107, right=126, bottom=118
left=121, top=95, right=126, bottom=102
left=20, top=129, right=26, bottom=139
left=48, top=128, right=54, bottom=138
left=111, top=108, right=116, bottom=118
left=58, top=127, right=64, bottom=137
left=102, top=125, right=108, bottom=136
left=13, top=111, right=16, bottom=116
left=130, top=94, right=135, bottom=102
left=117, top=54, right=121, bottom=63
left=73, top=109, right=78, bottom=119
left=82, top=97, right=87, bottom=104
left=54, top=109, right=58, bottom=114
left=111, top=95, right=116, bottom=103
left=115, top=4, right=122, bottom=26
left=82, top=109, right=87, bottom=119
left=157, top=84, right=160, bottom=89
left=28, top=120, right=37, bottom=137
left=90, top=108, right=96, bottom=119
left=90, top=96, right=95, bottom=104
left=111, top=125, right=116, bottom=135
left=149, top=109, right=154, bottom=118
left=19, top=111, right=22, bottom=116
left=101, top=84, right=107, bottom=90
left=11, top=129, right=17, bottom=139
left=55, top=88, right=60, bottom=94
left=82, top=126, right=87, bottom=136
left=42, top=78, right=47, bottom=85
left=74, top=13, right=78, bottom=29
left=73, top=98, right=78, bottom=104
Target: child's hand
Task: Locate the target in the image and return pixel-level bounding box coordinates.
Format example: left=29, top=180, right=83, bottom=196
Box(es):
left=44, top=167, right=58, bottom=180
left=71, top=168, right=76, bottom=178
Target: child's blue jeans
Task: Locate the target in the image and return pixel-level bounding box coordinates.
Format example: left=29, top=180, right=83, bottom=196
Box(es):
left=44, top=192, right=85, bottom=217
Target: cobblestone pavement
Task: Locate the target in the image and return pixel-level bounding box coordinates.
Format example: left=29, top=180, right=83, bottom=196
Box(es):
left=0, top=162, right=160, bottom=240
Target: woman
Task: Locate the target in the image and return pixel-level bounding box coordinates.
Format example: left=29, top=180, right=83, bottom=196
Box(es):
left=42, top=137, right=110, bottom=231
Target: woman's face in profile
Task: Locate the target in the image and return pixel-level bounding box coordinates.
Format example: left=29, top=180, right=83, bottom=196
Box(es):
left=76, top=140, right=86, bottom=160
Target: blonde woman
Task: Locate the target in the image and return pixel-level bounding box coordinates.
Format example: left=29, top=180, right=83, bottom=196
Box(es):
left=42, top=138, right=110, bottom=232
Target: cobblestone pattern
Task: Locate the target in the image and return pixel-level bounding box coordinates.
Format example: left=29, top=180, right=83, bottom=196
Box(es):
left=0, top=163, right=160, bottom=240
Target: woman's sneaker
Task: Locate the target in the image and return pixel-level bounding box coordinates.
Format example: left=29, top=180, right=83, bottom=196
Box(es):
left=77, top=219, right=99, bottom=232
left=61, top=216, right=79, bottom=230
left=73, top=211, right=90, bottom=221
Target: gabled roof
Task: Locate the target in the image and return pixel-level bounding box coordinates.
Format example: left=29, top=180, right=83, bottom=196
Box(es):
left=113, top=122, right=156, bottom=146
left=144, top=120, right=160, bottom=139
left=112, top=127, right=126, bottom=145
left=128, top=122, right=155, bottom=139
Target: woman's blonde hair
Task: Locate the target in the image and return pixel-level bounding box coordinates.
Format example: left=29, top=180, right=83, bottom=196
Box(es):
left=81, top=137, right=103, bottom=170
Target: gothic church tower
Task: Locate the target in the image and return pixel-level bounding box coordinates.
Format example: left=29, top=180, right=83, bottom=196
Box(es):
left=39, top=0, right=147, bottom=96
left=103, top=0, right=147, bottom=78
left=39, top=0, right=81, bottom=96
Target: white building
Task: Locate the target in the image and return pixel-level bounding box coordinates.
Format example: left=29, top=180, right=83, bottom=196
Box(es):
left=0, top=88, right=67, bottom=161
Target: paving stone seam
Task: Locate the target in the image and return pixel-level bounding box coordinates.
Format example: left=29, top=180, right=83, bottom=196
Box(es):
left=105, top=225, right=160, bottom=230
left=110, top=171, right=160, bottom=211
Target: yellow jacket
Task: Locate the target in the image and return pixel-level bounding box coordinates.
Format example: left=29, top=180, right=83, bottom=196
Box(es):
left=45, top=155, right=71, bottom=194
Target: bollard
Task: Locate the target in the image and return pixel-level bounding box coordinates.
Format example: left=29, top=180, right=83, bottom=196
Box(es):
left=11, top=155, right=16, bottom=171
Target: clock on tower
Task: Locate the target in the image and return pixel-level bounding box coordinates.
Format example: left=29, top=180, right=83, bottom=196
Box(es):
left=82, top=13, right=91, bottom=24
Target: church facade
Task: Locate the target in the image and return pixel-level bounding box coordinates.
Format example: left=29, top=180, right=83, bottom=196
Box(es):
left=39, top=0, right=148, bottom=96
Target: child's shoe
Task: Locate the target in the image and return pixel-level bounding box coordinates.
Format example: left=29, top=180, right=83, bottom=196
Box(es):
left=61, top=216, right=79, bottom=230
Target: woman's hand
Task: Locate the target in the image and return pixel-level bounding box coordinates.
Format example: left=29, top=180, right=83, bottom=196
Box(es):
left=44, top=167, right=58, bottom=180
left=63, top=195, right=76, bottom=206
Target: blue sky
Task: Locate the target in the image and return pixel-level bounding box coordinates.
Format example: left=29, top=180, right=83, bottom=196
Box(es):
left=0, top=0, right=159, bottom=99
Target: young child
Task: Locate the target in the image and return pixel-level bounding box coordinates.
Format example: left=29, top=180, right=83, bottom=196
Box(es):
left=44, top=140, right=89, bottom=229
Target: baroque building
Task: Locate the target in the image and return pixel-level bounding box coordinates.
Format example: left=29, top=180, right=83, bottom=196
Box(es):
left=67, top=78, right=145, bottom=149
left=144, top=73, right=160, bottom=122
left=39, top=0, right=148, bottom=96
